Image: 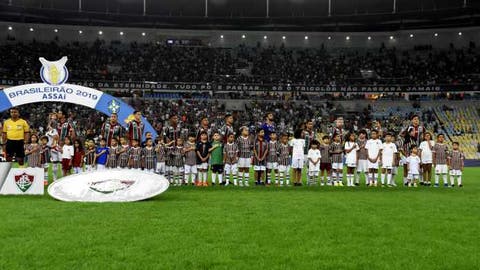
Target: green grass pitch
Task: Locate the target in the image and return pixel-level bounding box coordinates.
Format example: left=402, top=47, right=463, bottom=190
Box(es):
left=0, top=167, right=479, bottom=270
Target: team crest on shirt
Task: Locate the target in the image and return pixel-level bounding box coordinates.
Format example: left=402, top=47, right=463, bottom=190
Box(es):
left=39, top=56, right=69, bottom=86
left=14, top=172, right=35, bottom=192
left=108, top=99, right=121, bottom=114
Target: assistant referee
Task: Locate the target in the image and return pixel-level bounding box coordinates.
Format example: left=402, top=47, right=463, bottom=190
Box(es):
left=2, top=108, right=30, bottom=166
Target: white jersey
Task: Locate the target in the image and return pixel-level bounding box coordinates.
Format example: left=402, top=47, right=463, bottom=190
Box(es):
left=307, top=149, right=321, bottom=171
left=45, top=128, right=59, bottom=147
left=344, top=141, right=359, bottom=165
left=419, top=140, right=435, bottom=163
left=381, top=142, right=397, bottom=167
left=406, top=155, right=421, bottom=175
left=61, top=145, right=74, bottom=159
left=365, top=139, right=383, bottom=161
left=290, top=138, right=306, bottom=159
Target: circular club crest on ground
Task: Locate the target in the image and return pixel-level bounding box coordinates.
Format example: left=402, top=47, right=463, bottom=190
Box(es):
left=48, top=169, right=169, bottom=202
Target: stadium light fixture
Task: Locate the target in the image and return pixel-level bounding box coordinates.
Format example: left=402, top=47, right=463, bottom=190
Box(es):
left=458, top=32, right=462, bottom=36
left=409, top=34, right=414, bottom=38
left=220, top=35, right=224, bottom=39
left=434, top=33, right=438, bottom=37
left=8, top=26, right=12, bottom=31
left=54, top=29, right=58, bottom=33
left=29, top=27, right=34, bottom=32
left=78, top=30, right=83, bottom=34
left=264, top=35, right=267, bottom=39
left=282, top=36, right=286, bottom=40
left=98, top=31, right=103, bottom=35
left=142, top=32, right=146, bottom=36
left=120, top=31, right=124, bottom=36
left=304, top=36, right=308, bottom=40
left=389, top=36, right=394, bottom=40
left=242, top=34, right=246, bottom=39
left=346, top=36, right=350, bottom=40
left=328, top=36, right=331, bottom=40
left=367, top=36, right=371, bottom=40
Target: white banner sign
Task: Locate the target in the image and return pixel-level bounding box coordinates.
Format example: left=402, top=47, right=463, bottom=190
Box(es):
left=3, top=83, right=103, bottom=108
left=0, top=167, right=44, bottom=195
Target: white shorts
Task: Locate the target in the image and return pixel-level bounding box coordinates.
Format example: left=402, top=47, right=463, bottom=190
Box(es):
left=96, top=164, right=106, bottom=171
left=382, top=164, right=393, bottom=170
left=267, top=162, right=278, bottom=170
left=51, top=152, right=61, bottom=162
left=291, top=158, right=304, bottom=169
left=197, top=163, right=209, bottom=170
left=408, top=173, right=419, bottom=180
left=450, top=169, right=462, bottom=176
left=156, top=162, right=166, bottom=174
left=332, top=163, right=343, bottom=170
left=357, top=160, right=368, bottom=172
left=278, top=165, right=290, bottom=173
left=435, top=164, right=448, bottom=174
left=171, top=166, right=185, bottom=173
left=368, top=161, right=379, bottom=169
left=225, top=163, right=238, bottom=175
left=346, top=162, right=356, bottom=168
left=308, top=170, right=319, bottom=176
left=85, top=165, right=94, bottom=172
left=184, top=164, right=197, bottom=174
left=238, top=158, right=251, bottom=168
left=254, top=165, right=266, bottom=171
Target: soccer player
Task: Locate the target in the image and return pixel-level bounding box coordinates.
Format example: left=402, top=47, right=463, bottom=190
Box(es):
left=406, top=146, right=421, bottom=187
left=56, top=111, right=76, bottom=141
left=196, top=116, right=212, bottom=142
left=127, top=111, right=144, bottom=145
left=330, top=134, right=344, bottom=186
left=277, top=133, right=291, bottom=186
left=142, top=138, right=156, bottom=173
left=95, top=138, right=109, bottom=171
left=210, top=132, right=224, bottom=185
left=223, top=133, right=239, bottom=186
left=117, top=137, right=130, bottom=169
left=171, top=137, right=185, bottom=186
left=380, top=133, right=398, bottom=187
left=25, top=134, right=41, bottom=168
left=356, top=130, right=368, bottom=186
left=290, top=129, right=305, bottom=186
left=220, top=114, right=235, bottom=143
left=319, top=135, right=331, bottom=186
left=307, top=140, right=321, bottom=186
left=432, top=134, right=449, bottom=187
left=184, top=134, right=198, bottom=185
left=253, top=129, right=268, bottom=185
left=448, top=142, right=464, bottom=187
left=236, top=126, right=253, bottom=187
left=344, top=132, right=359, bottom=187
left=106, top=138, right=119, bottom=169
left=419, top=132, right=435, bottom=186
left=128, top=139, right=142, bottom=171
left=84, top=140, right=96, bottom=172
left=196, top=131, right=211, bottom=187
left=61, top=136, right=74, bottom=176
left=72, top=139, right=85, bottom=174
left=365, top=130, right=382, bottom=186
left=100, top=113, right=124, bottom=146
left=39, top=136, right=51, bottom=185
left=266, top=131, right=279, bottom=185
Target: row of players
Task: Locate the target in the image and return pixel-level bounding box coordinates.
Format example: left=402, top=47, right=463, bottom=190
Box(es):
left=22, top=127, right=465, bottom=187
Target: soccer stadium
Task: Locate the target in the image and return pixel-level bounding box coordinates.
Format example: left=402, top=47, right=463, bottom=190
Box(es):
left=0, top=0, right=479, bottom=269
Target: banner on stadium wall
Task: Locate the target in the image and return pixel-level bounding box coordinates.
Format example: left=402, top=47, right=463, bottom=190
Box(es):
left=0, top=79, right=478, bottom=92
left=0, top=57, right=157, bottom=138
left=0, top=164, right=44, bottom=195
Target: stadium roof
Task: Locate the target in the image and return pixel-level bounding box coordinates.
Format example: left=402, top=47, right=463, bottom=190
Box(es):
left=1, top=0, right=479, bottom=31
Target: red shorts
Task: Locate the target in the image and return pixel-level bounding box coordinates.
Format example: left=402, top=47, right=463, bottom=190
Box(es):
left=320, top=163, right=332, bottom=171
left=62, top=158, right=72, bottom=170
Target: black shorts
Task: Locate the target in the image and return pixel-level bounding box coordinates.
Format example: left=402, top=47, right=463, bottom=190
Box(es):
left=211, top=164, right=224, bottom=173
left=6, top=140, right=25, bottom=159
left=320, top=162, right=331, bottom=171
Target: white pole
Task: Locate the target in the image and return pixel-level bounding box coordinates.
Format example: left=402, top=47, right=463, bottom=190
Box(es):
left=205, top=0, right=208, bottom=17
left=266, top=0, right=269, bottom=18
left=463, top=0, right=467, bottom=8
left=78, top=0, right=82, bottom=12
left=8, top=0, right=12, bottom=6
left=328, top=0, right=331, bottom=17
left=393, top=0, right=396, bottom=13
left=143, top=0, right=146, bottom=15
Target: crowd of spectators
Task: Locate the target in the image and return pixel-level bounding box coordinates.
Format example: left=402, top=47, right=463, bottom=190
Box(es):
left=0, top=39, right=479, bottom=85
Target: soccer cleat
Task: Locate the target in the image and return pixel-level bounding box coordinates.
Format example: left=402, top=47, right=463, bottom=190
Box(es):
left=202, top=182, right=208, bottom=187
left=413, top=183, right=418, bottom=187
left=320, top=182, right=325, bottom=186
left=354, top=183, right=360, bottom=186
left=338, top=182, right=344, bottom=187
left=434, top=183, right=439, bottom=187
left=459, top=184, right=463, bottom=188
left=444, top=183, right=449, bottom=187
left=224, top=181, right=229, bottom=186
left=244, top=181, right=249, bottom=187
